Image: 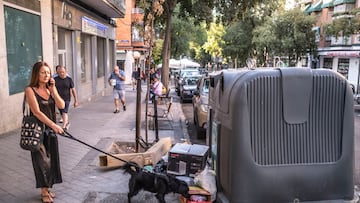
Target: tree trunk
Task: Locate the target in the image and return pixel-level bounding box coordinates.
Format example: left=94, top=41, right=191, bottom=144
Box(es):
left=161, top=0, right=177, bottom=90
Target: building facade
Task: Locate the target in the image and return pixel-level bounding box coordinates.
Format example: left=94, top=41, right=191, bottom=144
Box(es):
left=115, top=0, right=149, bottom=84
left=0, top=0, right=125, bottom=135
left=304, top=0, right=360, bottom=93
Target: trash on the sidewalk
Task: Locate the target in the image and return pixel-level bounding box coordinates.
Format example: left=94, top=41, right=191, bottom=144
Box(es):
left=176, top=176, right=195, bottom=186
left=143, top=137, right=172, bottom=166
left=194, top=166, right=216, bottom=201
left=180, top=186, right=211, bottom=203
left=154, top=159, right=167, bottom=173
left=98, top=137, right=172, bottom=168
left=167, top=143, right=209, bottom=177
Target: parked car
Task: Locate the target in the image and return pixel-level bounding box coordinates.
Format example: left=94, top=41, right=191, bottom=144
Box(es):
left=192, top=76, right=210, bottom=138
left=179, top=75, right=201, bottom=103
left=175, top=68, right=200, bottom=94
left=348, top=82, right=360, bottom=104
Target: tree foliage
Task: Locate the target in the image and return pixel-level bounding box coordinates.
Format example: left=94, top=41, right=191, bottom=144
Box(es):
left=220, top=0, right=283, bottom=67
left=202, top=23, right=225, bottom=60
left=323, top=8, right=360, bottom=38
left=222, top=20, right=253, bottom=66
left=152, top=39, right=164, bottom=65
left=253, top=8, right=317, bottom=66
left=213, top=0, right=284, bottom=24
left=136, top=0, right=317, bottom=71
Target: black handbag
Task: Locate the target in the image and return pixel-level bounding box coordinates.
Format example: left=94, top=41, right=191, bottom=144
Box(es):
left=20, top=97, right=44, bottom=151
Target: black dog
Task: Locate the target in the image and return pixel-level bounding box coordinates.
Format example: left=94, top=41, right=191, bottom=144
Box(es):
left=122, top=162, right=190, bottom=203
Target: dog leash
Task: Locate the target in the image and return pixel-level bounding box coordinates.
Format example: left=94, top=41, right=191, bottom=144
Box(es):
left=59, top=130, right=139, bottom=168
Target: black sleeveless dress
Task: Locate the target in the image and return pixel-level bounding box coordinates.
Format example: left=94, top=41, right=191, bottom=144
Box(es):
left=30, top=88, right=62, bottom=188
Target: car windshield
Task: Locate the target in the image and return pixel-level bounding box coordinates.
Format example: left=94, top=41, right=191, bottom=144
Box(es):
left=180, top=70, right=200, bottom=78
left=185, top=77, right=200, bottom=85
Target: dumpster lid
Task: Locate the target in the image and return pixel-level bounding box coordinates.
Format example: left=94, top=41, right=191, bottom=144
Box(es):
left=280, top=68, right=312, bottom=124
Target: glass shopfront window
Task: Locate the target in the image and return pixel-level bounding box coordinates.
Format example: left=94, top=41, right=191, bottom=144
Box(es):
left=337, top=58, right=350, bottom=79
left=5, top=6, right=42, bottom=95
left=323, top=58, right=333, bottom=69
left=80, top=33, right=91, bottom=82
left=97, top=37, right=105, bottom=78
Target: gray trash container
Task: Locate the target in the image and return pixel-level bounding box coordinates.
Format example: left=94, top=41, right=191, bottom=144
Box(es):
left=208, top=68, right=354, bottom=203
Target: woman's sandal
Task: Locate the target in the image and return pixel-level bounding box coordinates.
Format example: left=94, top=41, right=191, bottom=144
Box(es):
left=48, top=190, right=55, bottom=198
left=41, top=193, right=53, bottom=203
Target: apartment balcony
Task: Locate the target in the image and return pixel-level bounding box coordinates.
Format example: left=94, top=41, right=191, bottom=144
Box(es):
left=331, top=36, right=353, bottom=46
left=333, top=0, right=356, bottom=6
left=333, top=0, right=355, bottom=14
left=132, top=7, right=144, bottom=14
left=322, top=0, right=335, bottom=8
left=70, top=0, right=126, bottom=18
left=306, top=0, right=322, bottom=13
left=131, top=7, right=144, bottom=23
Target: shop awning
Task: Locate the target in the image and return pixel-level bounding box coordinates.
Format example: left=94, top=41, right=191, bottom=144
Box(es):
left=306, top=0, right=323, bottom=13
left=322, top=0, right=335, bottom=8
left=304, top=4, right=312, bottom=13
left=333, top=0, right=355, bottom=6
left=74, top=0, right=126, bottom=18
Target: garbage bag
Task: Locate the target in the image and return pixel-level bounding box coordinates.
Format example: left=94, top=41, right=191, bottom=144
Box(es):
left=194, top=166, right=217, bottom=201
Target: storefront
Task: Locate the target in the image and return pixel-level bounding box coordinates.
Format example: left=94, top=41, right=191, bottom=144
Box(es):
left=0, top=0, right=124, bottom=135
left=0, top=0, right=54, bottom=133
left=318, top=50, right=360, bottom=94
left=52, top=0, right=118, bottom=102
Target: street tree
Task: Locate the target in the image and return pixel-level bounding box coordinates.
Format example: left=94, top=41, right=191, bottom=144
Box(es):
left=137, top=0, right=283, bottom=87
left=189, top=23, right=210, bottom=65
left=222, top=20, right=254, bottom=68
left=252, top=16, right=278, bottom=66
left=253, top=8, right=317, bottom=66
left=170, top=16, right=208, bottom=64
left=152, top=39, right=164, bottom=65
left=214, top=0, right=283, bottom=25
left=220, top=1, right=283, bottom=68
left=324, top=8, right=360, bottom=38
left=170, top=16, right=195, bottom=58
left=202, top=22, right=225, bottom=70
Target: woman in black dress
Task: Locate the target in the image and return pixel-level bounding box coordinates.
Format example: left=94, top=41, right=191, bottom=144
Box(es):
left=24, top=61, right=65, bottom=203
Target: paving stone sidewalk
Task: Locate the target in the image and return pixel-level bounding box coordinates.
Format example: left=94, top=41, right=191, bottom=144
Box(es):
left=0, top=84, right=188, bottom=203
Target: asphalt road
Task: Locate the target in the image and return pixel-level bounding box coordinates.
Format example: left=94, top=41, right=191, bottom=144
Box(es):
left=180, top=101, right=206, bottom=145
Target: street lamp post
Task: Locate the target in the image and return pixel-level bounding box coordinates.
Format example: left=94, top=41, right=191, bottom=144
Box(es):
left=133, top=51, right=141, bottom=152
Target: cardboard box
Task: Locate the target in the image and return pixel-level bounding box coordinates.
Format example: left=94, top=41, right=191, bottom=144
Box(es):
left=180, top=186, right=211, bottom=203
left=143, top=137, right=172, bottom=166
left=167, top=143, right=209, bottom=177
left=99, top=137, right=172, bottom=168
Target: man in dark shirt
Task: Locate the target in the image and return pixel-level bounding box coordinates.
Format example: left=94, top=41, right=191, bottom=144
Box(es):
left=54, top=66, right=78, bottom=130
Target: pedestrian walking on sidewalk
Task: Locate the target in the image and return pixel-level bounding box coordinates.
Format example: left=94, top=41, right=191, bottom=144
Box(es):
left=108, top=65, right=126, bottom=113
left=54, top=66, right=79, bottom=130
left=24, top=61, right=65, bottom=203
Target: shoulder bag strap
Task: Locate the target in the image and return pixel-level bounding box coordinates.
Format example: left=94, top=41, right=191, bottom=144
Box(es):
left=23, top=87, right=37, bottom=116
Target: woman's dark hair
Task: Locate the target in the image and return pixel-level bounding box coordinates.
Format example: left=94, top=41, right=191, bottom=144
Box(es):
left=28, top=61, right=51, bottom=88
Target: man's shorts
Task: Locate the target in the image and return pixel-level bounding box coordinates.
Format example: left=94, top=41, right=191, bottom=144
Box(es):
left=59, top=100, right=70, bottom=114
left=113, top=89, right=125, bottom=100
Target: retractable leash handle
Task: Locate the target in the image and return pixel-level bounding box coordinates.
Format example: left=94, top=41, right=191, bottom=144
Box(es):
left=59, top=130, right=139, bottom=168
